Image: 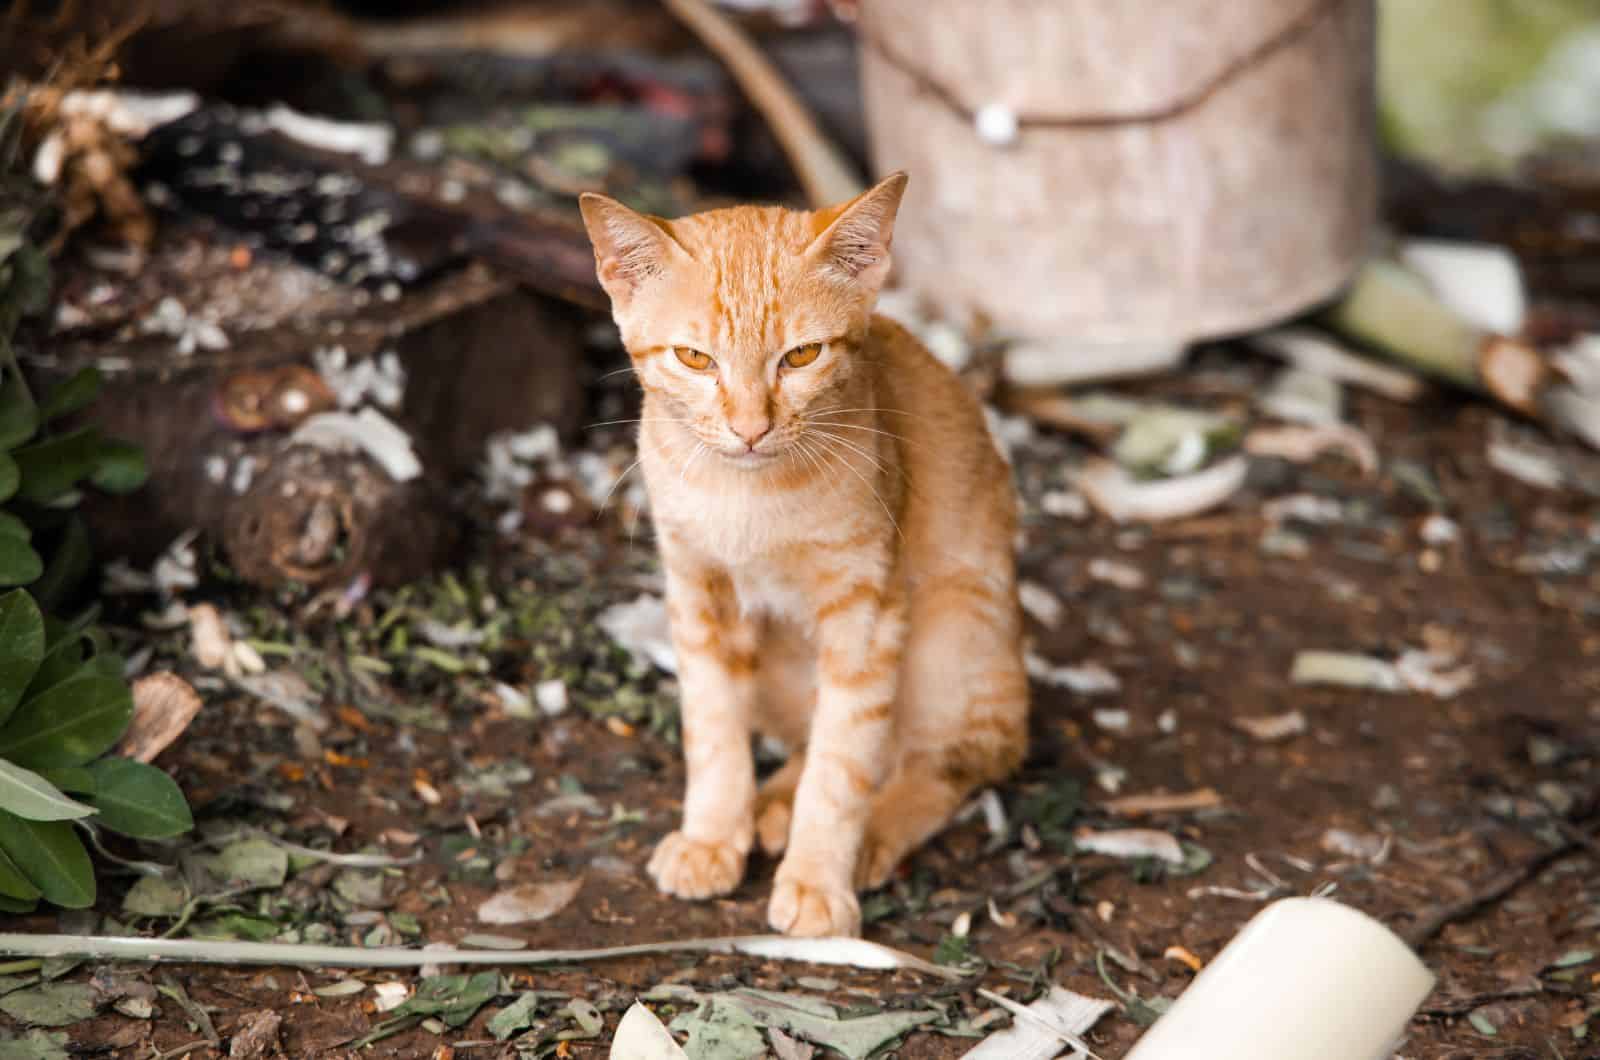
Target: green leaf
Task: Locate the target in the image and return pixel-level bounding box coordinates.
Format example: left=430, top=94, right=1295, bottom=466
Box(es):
left=27, top=516, right=89, bottom=615
left=0, top=1028, right=71, bottom=1060
left=0, top=982, right=96, bottom=1027
left=35, top=368, right=99, bottom=423
left=0, top=844, right=41, bottom=902
left=84, top=759, right=191, bottom=839
left=22, top=634, right=87, bottom=703
left=0, top=894, right=38, bottom=915
left=32, top=767, right=92, bottom=795
left=0, top=589, right=44, bottom=726
left=0, top=814, right=94, bottom=908
left=0, top=369, right=39, bottom=450
left=121, top=875, right=187, bottom=918
left=0, top=674, right=133, bottom=769
left=0, top=451, right=15, bottom=503
left=89, top=438, right=146, bottom=494
left=2, top=243, right=50, bottom=317
left=0, top=760, right=96, bottom=822
left=10, top=427, right=104, bottom=504
left=0, top=535, right=42, bottom=588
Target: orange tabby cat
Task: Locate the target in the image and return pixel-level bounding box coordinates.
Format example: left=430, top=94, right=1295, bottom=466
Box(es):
left=579, top=173, right=1027, bottom=937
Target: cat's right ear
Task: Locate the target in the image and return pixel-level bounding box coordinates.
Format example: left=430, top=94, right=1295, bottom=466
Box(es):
left=578, top=193, right=688, bottom=304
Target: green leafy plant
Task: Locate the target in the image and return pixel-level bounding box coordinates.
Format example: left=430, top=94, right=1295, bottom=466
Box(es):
left=0, top=224, right=192, bottom=915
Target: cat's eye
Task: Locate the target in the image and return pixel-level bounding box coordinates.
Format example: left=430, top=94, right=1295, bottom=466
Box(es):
left=674, top=347, right=714, bottom=371
left=783, top=343, right=823, bottom=369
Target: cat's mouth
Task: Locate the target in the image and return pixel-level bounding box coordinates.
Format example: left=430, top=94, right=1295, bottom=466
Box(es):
left=720, top=449, right=779, bottom=470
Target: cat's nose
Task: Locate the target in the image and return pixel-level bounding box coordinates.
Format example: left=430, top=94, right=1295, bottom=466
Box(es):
left=730, top=417, right=772, bottom=449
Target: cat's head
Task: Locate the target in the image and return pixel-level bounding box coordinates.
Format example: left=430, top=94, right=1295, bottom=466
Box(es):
left=579, top=173, right=907, bottom=467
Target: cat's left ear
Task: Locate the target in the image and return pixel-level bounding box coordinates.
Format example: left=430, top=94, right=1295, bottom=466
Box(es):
left=804, top=171, right=908, bottom=293
left=578, top=193, right=690, bottom=304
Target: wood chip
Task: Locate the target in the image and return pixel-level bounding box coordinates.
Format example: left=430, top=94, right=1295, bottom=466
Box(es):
left=1102, top=788, right=1223, bottom=816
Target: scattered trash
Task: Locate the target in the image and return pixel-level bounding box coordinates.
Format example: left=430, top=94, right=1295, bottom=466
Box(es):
left=1249, top=328, right=1425, bottom=402
left=1087, top=557, right=1146, bottom=590
left=1074, top=828, right=1186, bottom=865
left=1245, top=424, right=1378, bottom=476
left=1290, top=652, right=1403, bottom=693
left=1017, top=581, right=1064, bottom=628
left=611, top=1002, right=688, bottom=1059
left=596, top=595, right=678, bottom=674
left=962, top=985, right=1113, bottom=1059
left=1231, top=710, right=1308, bottom=743
left=291, top=409, right=422, bottom=483
left=1026, top=654, right=1122, bottom=695
left=264, top=105, right=393, bottom=166
left=1103, top=789, right=1223, bottom=817
left=1076, top=455, right=1248, bottom=524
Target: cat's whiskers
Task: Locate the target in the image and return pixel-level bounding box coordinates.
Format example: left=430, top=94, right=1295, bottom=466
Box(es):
left=586, top=416, right=693, bottom=430
left=808, top=428, right=891, bottom=477
left=809, top=432, right=903, bottom=541
left=596, top=454, right=646, bottom=516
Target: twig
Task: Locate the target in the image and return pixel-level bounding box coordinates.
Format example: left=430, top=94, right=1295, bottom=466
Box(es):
left=0, top=932, right=961, bottom=979
left=1400, top=836, right=1585, bottom=951
left=660, top=0, right=861, bottom=208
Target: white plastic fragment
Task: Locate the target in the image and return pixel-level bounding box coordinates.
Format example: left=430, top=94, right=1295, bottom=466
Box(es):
left=1073, top=828, right=1185, bottom=865
left=1394, top=650, right=1475, bottom=699
left=265, top=104, right=393, bottom=165
left=1291, top=651, right=1402, bottom=692
left=1076, top=455, right=1248, bottom=524
left=1087, top=557, right=1145, bottom=590
left=1250, top=328, right=1426, bottom=402
left=1040, top=490, right=1090, bottom=520
left=1399, top=239, right=1527, bottom=337
left=1259, top=368, right=1344, bottom=426
left=611, top=1002, right=688, bottom=1060
left=1025, top=654, right=1121, bottom=695
left=1231, top=710, right=1308, bottom=743
left=597, top=595, right=677, bottom=674
left=291, top=408, right=421, bottom=482
left=1245, top=423, right=1378, bottom=475
left=1487, top=437, right=1565, bottom=489
left=1122, top=897, right=1434, bottom=1060
left=1017, top=581, right=1064, bottom=629
left=535, top=679, right=570, bottom=716
left=966, top=986, right=1113, bottom=1060
left=371, top=981, right=410, bottom=1012
left=975, top=102, right=1019, bottom=146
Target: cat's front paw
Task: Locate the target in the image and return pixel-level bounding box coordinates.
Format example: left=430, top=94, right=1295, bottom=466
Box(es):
left=768, top=876, right=861, bottom=937
left=648, top=831, right=746, bottom=900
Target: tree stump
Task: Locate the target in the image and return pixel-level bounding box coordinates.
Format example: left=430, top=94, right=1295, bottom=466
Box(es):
left=858, top=0, right=1377, bottom=377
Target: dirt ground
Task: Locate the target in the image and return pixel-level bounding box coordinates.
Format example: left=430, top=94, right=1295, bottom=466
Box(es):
left=4, top=348, right=1600, bottom=1059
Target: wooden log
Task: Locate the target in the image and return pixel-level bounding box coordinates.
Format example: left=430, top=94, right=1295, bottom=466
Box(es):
left=857, top=0, right=1377, bottom=355
left=30, top=219, right=584, bottom=587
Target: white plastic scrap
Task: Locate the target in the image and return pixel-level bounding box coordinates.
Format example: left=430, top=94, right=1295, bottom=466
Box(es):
left=1249, top=327, right=1425, bottom=402
left=140, top=296, right=228, bottom=355
left=265, top=104, right=393, bottom=165
left=1399, top=239, right=1527, bottom=337
left=1025, top=653, right=1121, bottom=696
left=1259, top=368, right=1344, bottom=426
left=975, top=102, right=1020, bottom=146
left=1487, top=437, right=1565, bottom=490
left=1291, top=649, right=1474, bottom=699
left=482, top=425, right=561, bottom=502
left=535, top=679, right=570, bottom=716
left=313, top=346, right=406, bottom=410
left=610, top=1002, right=688, bottom=1060
left=291, top=408, right=421, bottom=482
left=597, top=595, right=678, bottom=674
left=963, top=986, right=1114, bottom=1060
left=1073, top=827, right=1186, bottom=865
left=1018, top=581, right=1064, bottom=629
left=1076, top=455, right=1248, bottom=524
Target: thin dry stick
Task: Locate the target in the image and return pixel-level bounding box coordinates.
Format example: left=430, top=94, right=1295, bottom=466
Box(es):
left=1400, top=835, right=1587, bottom=951
left=660, top=0, right=862, bottom=208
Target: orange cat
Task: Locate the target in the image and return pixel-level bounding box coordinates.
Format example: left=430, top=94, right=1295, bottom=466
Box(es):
left=579, top=173, right=1027, bottom=937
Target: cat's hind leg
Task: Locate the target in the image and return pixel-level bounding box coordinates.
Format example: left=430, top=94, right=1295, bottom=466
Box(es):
left=754, top=754, right=804, bottom=857
left=855, top=580, right=1027, bottom=890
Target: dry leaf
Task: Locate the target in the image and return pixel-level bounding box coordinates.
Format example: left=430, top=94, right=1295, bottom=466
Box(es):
left=477, top=878, right=583, bottom=925
left=115, top=672, right=202, bottom=763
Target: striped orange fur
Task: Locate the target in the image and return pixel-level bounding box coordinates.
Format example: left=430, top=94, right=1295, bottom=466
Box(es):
left=579, top=173, right=1028, bottom=937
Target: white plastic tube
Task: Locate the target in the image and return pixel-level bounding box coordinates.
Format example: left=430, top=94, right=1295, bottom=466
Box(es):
left=1124, top=897, right=1435, bottom=1060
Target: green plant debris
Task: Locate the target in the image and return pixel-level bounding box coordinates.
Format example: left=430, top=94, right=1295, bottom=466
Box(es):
left=0, top=982, right=95, bottom=1028
left=0, top=1030, right=70, bottom=1060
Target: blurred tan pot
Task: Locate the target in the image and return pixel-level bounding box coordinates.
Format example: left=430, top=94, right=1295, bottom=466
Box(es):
left=858, top=0, right=1377, bottom=383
